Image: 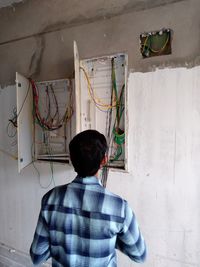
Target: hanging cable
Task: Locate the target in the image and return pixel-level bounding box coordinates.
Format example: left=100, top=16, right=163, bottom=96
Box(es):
left=30, top=79, right=73, bottom=131
left=80, top=66, right=117, bottom=111
left=7, top=82, right=31, bottom=131
left=109, top=58, right=125, bottom=163
left=141, top=30, right=170, bottom=57
left=31, top=142, right=55, bottom=189
left=101, top=57, right=126, bottom=185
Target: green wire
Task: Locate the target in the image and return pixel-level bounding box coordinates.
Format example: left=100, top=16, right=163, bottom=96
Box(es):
left=109, top=59, right=125, bottom=163
left=111, top=58, right=120, bottom=128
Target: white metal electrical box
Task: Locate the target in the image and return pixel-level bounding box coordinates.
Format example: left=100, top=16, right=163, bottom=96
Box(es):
left=16, top=73, right=76, bottom=173
left=74, top=42, right=128, bottom=171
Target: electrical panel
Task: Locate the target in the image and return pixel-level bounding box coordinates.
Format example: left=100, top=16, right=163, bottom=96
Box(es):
left=74, top=42, right=128, bottom=171
left=16, top=73, right=76, bottom=173
left=33, top=79, right=74, bottom=162
left=16, top=42, right=128, bottom=173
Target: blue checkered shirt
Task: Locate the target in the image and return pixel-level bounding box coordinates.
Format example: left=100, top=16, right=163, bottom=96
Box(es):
left=30, top=176, right=146, bottom=266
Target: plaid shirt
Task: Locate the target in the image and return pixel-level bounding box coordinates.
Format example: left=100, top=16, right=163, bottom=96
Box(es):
left=30, top=176, right=146, bottom=266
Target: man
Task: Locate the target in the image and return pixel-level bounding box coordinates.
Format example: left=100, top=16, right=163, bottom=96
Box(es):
left=30, top=129, right=146, bottom=266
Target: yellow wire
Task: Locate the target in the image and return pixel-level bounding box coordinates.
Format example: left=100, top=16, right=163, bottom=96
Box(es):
left=80, top=66, right=117, bottom=110
left=150, top=33, right=170, bottom=53
left=142, top=32, right=170, bottom=54
left=142, top=35, right=149, bottom=54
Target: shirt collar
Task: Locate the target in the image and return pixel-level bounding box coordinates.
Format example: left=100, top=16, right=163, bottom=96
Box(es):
left=73, top=175, right=102, bottom=186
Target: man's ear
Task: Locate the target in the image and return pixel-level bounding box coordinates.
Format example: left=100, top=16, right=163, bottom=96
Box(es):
left=100, top=154, right=108, bottom=167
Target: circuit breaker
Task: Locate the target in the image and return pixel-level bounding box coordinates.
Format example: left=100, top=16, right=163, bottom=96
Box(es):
left=74, top=42, right=128, bottom=171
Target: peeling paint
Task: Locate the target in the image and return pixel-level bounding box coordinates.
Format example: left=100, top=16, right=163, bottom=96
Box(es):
left=129, top=55, right=200, bottom=73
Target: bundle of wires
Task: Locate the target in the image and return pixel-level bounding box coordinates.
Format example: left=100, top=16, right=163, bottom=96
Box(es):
left=30, top=79, right=73, bottom=131
left=102, top=58, right=125, bottom=186
left=7, top=81, right=31, bottom=131
left=141, top=30, right=170, bottom=57
left=30, top=78, right=73, bottom=188
left=109, top=58, right=125, bottom=163
left=80, top=67, right=117, bottom=112
left=80, top=58, right=125, bottom=187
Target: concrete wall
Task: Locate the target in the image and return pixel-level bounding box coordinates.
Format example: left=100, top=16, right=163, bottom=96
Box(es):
left=0, top=0, right=200, bottom=266
left=0, top=0, right=196, bottom=87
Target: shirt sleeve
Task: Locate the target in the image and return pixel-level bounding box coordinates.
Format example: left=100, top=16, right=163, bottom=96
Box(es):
left=30, top=201, right=50, bottom=265
left=116, top=201, right=147, bottom=263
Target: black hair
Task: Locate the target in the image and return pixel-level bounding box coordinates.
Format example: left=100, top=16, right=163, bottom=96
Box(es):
left=69, top=130, right=108, bottom=178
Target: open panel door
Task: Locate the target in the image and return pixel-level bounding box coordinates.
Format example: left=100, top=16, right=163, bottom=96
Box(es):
left=16, top=72, right=33, bottom=172
left=73, top=41, right=81, bottom=134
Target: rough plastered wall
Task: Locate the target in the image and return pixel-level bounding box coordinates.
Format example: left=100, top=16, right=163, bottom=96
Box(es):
left=0, top=0, right=200, bottom=266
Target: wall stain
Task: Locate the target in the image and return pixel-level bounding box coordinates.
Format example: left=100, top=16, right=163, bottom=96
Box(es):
left=28, top=35, right=45, bottom=78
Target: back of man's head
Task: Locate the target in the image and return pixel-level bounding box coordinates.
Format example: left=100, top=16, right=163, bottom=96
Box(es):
left=69, top=130, right=108, bottom=178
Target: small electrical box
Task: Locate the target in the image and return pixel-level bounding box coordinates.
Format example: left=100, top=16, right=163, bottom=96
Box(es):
left=140, top=28, right=172, bottom=58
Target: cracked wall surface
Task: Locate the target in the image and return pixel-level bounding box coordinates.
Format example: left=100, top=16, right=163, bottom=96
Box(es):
left=0, top=0, right=192, bottom=87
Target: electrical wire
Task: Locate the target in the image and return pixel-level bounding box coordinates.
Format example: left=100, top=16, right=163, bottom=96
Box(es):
left=31, top=79, right=73, bottom=131
left=142, top=31, right=170, bottom=55
left=6, top=82, right=31, bottom=136
left=32, top=160, right=55, bottom=189
left=43, top=130, right=56, bottom=187
left=45, top=85, right=51, bottom=121
left=49, top=84, right=60, bottom=123
left=101, top=57, right=126, bottom=186
left=6, top=121, right=17, bottom=138
left=31, top=142, right=55, bottom=189
left=80, top=66, right=117, bottom=111
left=31, top=78, right=74, bottom=177
left=6, top=82, right=31, bottom=151
left=31, top=80, right=60, bottom=130
left=149, top=33, right=170, bottom=53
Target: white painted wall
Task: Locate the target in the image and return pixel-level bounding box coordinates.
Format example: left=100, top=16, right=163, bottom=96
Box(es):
left=110, top=66, right=200, bottom=267
left=1, top=66, right=200, bottom=266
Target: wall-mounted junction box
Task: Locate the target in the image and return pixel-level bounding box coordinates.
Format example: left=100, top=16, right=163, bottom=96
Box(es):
left=140, top=28, right=172, bottom=58
left=16, top=73, right=76, bottom=173
left=74, top=42, right=128, bottom=171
